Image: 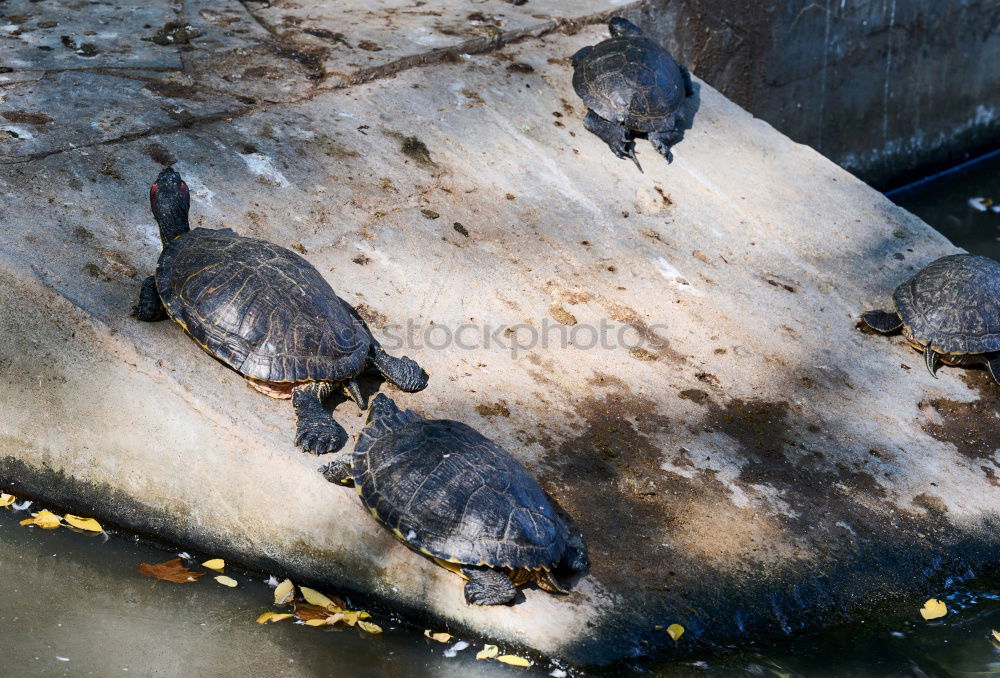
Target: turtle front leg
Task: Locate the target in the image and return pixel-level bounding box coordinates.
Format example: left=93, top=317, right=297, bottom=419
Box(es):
left=924, top=346, right=940, bottom=378
left=679, top=63, right=694, bottom=97
left=370, top=344, right=429, bottom=393
left=583, top=109, right=641, bottom=172
left=132, top=275, right=167, bottom=321
left=292, top=382, right=348, bottom=454
left=861, top=310, right=903, bottom=334
left=984, top=354, right=1000, bottom=385
left=461, top=566, right=517, bottom=606
left=318, top=456, right=354, bottom=486
left=648, top=121, right=683, bottom=164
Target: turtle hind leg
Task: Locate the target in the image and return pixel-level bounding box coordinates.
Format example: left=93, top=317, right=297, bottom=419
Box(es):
left=319, top=455, right=354, bottom=486
left=861, top=310, right=903, bottom=334
left=132, top=275, right=167, bottom=321
left=292, top=382, right=347, bottom=454
left=461, top=566, right=517, bottom=606
left=984, top=354, right=1000, bottom=385
left=583, top=109, right=641, bottom=172
left=648, top=124, right=683, bottom=163
left=370, top=344, right=428, bottom=393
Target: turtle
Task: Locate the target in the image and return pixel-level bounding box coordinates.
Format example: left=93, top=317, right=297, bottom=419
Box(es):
left=861, top=254, right=1000, bottom=383
left=571, top=17, right=694, bottom=172
left=319, top=394, right=588, bottom=605
left=132, top=167, right=429, bottom=454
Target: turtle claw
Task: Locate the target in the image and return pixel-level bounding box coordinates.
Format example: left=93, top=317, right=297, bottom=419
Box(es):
left=295, top=422, right=347, bottom=455
left=924, top=346, right=940, bottom=378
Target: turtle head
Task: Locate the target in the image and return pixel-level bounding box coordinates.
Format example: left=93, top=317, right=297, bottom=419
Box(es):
left=150, top=167, right=191, bottom=244
left=366, top=393, right=401, bottom=425
left=608, top=17, right=642, bottom=38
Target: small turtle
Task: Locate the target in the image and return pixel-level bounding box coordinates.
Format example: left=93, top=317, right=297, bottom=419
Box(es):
left=320, top=394, right=588, bottom=605
left=572, top=17, right=693, bottom=171
left=861, top=254, right=1000, bottom=382
left=133, top=167, right=429, bottom=453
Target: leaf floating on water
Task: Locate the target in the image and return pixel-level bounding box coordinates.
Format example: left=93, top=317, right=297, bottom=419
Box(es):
left=666, top=623, right=685, bottom=641
left=301, top=586, right=345, bottom=612
left=496, top=655, right=531, bottom=667
left=256, top=612, right=294, bottom=624
left=476, top=644, right=499, bottom=660
left=138, top=558, right=206, bottom=584
left=303, top=619, right=331, bottom=627
left=20, top=509, right=62, bottom=529
left=0, top=493, right=15, bottom=507
left=202, top=558, right=225, bottom=572
left=63, top=514, right=103, bottom=532
left=425, top=630, right=453, bottom=643
left=293, top=601, right=334, bottom=622
left=215, top=576, right=238, bottom=588
left=274, top=578, right=295, bottom=605
left=357, top=620, right=382, bottom=634
left=991, top=629, right=1000, bottom=648
left=920, top=598, right=947, bottom=620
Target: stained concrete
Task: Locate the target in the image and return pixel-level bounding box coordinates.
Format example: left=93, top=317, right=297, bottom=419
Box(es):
left=0, top=0, right=998, bottom=667
left=635, top=0, right=1000, bottom=186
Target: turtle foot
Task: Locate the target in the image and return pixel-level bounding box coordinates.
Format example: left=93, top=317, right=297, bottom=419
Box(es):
left=649, top=128, right=682, bottom=163
left=372, top=345, right=429, bottom=393
left=132, top=275, right=167, bottom=322
left=292, top=382, right=347, bottom=454
left=583, top=109, right=642, bottom=172
left=319, top=455, right=354, bottom=486
left=462, top=566, right=517, bottom=606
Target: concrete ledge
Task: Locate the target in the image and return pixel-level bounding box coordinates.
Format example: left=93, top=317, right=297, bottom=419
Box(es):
left=1, top=5, right=998, bottom=666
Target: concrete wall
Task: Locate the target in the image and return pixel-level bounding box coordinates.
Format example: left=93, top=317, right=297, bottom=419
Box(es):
left=636, top=0, right=1000, bottom=187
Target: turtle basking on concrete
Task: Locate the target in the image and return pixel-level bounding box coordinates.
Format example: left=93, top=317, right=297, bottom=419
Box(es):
left=320, top=394, right=588, bottom=605
left=862, top=254, right=1000, bottom=382
left=133, top=167, right=429, bottom=454
left=572, top=17, right=693, bottom=171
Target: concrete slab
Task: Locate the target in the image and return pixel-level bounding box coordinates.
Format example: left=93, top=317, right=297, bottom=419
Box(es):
left=0, top=14, right=998, bottom=670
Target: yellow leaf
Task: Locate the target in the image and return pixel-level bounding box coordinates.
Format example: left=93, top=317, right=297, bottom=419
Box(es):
left=340, top=610, right=361, bottom=627
left=301, top=586, right=344, bottom=613
left=0, top=493, right=15, bottom=507
left=274, top=578, right=295, bottom=605
left=496, top=655, right=531, bottom=667
left=64, top=514, right=103, bottom=532
left=992, top=629, right=1000, bottom=643
left=358, top=620, right=382, bottom=634
left=256, top=612, right=293, bottom=624
left=666, top=623, right=685, bottom=641
left=20, top=509, right=62, bottom=529
left=424, top=630, right=452, bottom=643
left=304, top=619, right=330, bottom=627
left=202, top=558, right=225, bottom=572
left=476, top=645, right=499, bottom=660
left=920, top=598, right=947, bottom=620
left=215, top=576, right=238, bottom=588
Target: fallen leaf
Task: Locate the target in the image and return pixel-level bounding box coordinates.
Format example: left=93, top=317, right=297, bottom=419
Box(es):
left=293, top=601, right=335, bottom=622
left=425, top=630, right=452, bottom=643
left=63, top=514, right=103, bottom=532
left=476, top=644, right=499, bottom=660
left=274, top=578, right=295, bottom=605
left=304, top=619, right=331, bottom=627
left=256, top=612, right=294, bottom=624
left=0, top=493, right=15, bottom=507
left=666, top=623, right=685, bottom=641
left=993, top=629, right=1000, bottom=641
left=920, top=598, right=947, bottom=620
left=496, top=655, right=531, bottom=667
left=301, top=586, right=345, bottom=612
left=202, top=558, right=225, bottom=572
left=358, top=620, right=382, bottom=634
left=138, top=558, right=206, bottom=584
left=215, top=576, right=238, bottom=588
left=20, top=509, right=62, bottom=529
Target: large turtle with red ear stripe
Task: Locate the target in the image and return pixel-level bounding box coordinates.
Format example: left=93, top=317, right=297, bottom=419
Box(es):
left=132, top=167, right=429, bottom=454
left=320, top=394, right=589, bottom=605
left=572, top=17, right=693, bottom=171
left=862, top=254, right=1000, bottom=382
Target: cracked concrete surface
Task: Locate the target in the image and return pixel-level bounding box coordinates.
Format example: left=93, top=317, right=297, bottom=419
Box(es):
left=1, top=0, right=998, bottom=667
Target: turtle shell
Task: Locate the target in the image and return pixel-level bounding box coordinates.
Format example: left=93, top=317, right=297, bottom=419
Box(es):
left=353, top=412, right=570, bottom=570
left=892, top=254, right=1000, bottom=355
left=156, top=228, right=370, bottom=383
left=572, top=36, right=686, bottom=133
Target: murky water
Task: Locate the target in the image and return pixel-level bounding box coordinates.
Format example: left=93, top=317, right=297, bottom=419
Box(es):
left=3, top=156, right=1000, bottom=677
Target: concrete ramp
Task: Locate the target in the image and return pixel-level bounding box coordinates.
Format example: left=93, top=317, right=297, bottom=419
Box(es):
left=0, top=0, right=997, bottom=665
